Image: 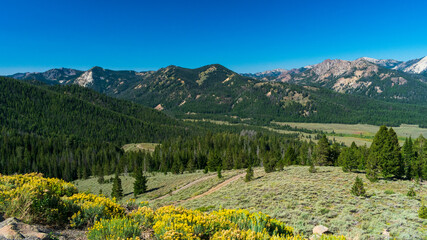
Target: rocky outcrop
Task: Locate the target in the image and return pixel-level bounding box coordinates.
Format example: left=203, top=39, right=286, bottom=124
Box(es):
left=0, top=218, right=48, bottom=240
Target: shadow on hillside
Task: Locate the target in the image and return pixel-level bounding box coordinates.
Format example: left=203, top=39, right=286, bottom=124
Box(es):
left=124, top=186, right=163, bottom=197
left=145, top=186, right=163, bottom=194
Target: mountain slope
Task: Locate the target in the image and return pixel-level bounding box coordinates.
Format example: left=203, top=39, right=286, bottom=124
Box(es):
left=250, top=58, right=427, bottom=104
left=0, top=77, right=190, bottom=144
left=7, top=64, right=427, bottom=126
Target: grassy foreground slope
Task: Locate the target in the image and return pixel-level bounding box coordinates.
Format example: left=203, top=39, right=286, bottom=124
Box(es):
left=1, top=173, right=347, bottom=240
left=76, top=167, right=426, bottom=239
left=179, top=167, right=426, bottom=239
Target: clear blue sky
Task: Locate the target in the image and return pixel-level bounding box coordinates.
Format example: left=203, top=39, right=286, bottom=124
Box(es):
left=1, top=0, right=427, bottom=74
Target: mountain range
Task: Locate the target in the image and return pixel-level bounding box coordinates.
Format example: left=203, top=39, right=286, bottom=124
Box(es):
left=244, top=56, right=427, bottom=104
left=6, top=56, right=427, bottom=126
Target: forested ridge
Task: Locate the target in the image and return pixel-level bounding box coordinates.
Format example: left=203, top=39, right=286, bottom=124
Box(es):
left=0, top=76, right=190, bottom=144
left=0, top=77, right=193, bottom=180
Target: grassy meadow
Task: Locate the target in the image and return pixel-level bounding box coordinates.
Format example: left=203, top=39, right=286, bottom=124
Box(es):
left=75, top=166, right=427, bottom=239
left=273, top=122, right=427, bottom=146
left=122, top=142, right=160, bottom=152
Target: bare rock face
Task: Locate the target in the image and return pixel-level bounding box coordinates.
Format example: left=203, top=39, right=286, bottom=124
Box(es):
left=0, top=218, right=48, bottom=240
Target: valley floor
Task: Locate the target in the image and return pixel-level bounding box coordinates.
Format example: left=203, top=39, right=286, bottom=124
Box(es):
left=75, top=166, right=427, bottom=239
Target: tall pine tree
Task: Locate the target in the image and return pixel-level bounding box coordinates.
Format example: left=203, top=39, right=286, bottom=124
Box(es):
left=134, top=167, right=148, bottom=197
left=111, top=171, right=123, bottom=200
left=381, top=128, right=403, bottom=178
left=366, top=126, right=388, bottom=182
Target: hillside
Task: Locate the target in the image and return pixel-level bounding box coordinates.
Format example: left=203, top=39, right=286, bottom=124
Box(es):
left=247, top=58, right=427, bottom=104
left=0, top=76, right=190, bottom=144
left=75, top=166, right=427, bottom=239
left=8, top=64, right=427, bottom=126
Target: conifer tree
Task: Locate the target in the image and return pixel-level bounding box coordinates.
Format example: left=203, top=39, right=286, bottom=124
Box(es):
left=111, top=171, right=123, bottom=200
left=134, top=168, right=148, bottom=197
left=351, top=176, right=366, bottom=196
left=284, top=146, right=296, bottom=166
left=217, top=166, right=222, bottom=179
left=366, top=126, right=388, bottom=182
left=309, top=160, right=317, bottom=173
left=315, top=135, right=330, bottom=166
left=245, top=165, right=254, bottom=182
left=339, top=142, right=359, bottom=172
left=382, top=128, right=403, bottom=178
left=403, top=137, right=414, bottom=180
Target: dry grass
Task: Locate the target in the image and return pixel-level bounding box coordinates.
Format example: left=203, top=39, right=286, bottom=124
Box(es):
left=176, top=167, right=427, bottom=240
left=122, top=143, right=160, bottom=152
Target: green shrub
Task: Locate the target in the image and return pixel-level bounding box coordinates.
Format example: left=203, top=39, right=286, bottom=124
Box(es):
left=351, top=176, right=366, bottom=196
left=419, top=203, right=427, bottom=219
left=384, top=189, right=395, bottom=195
left=407, top=187, right=416, bottom=197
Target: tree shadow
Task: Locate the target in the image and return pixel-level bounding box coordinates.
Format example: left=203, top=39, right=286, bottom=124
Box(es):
left=145, top=186, right=163, bottom=194
left=124, top=186, right=164, bottom=197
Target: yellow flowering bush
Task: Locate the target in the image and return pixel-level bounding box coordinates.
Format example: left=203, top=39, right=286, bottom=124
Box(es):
left=63, top=192, right=125, bottom=228
left=87, top=217, right=142, bottom=240
left=0, top=173, right=77, bottom=224
left=128, top=206, right=155, bottom=229
left=153, top=206, right=236, bottom=239
left=211, top=209, right=294, bottom=237
left=212, top=228, right=305, bottom=240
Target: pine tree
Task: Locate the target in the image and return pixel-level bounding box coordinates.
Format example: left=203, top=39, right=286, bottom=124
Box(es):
left=382, top=128, right=404, bottom=178
left=245, top=165, right=254, bottom=182
left=111, top=171, right=123, bottom=200
left=366, top=126, right=388, bottom=182
left=351, top=176, right=366, bottom=196
left=284, top=146, right=296, bottom=166
left=217, top=166, right=222, bottom=179
left=134, top=168, right=148, bottom=197
left=338, top=142, right=359, bottom=172
left=309, top=160, right=317, bottom=173
left=315, top=135, right=330, bottom=166
left=403, top=137, right=414, bottom=180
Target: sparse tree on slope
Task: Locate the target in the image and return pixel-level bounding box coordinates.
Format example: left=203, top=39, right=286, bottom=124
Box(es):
left=111, top=171, right=123, bottom=200
left=134, top=167, right=147, bottom=197
left=351, top=176, right=366, bottom=196
left=245, top=165, right=254, bottom=182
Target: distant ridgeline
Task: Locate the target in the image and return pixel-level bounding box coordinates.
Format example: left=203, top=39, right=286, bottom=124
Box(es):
left=9, top=63, right=427, bottom=127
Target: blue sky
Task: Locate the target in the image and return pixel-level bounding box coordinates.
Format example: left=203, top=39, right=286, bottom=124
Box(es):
left=1, top=0, right=427, bottom=74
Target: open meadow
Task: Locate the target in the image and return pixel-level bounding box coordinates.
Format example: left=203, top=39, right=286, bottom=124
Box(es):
left=273, top=122, right=427, bottom=146
left=75, top=166, right=427, bottom=240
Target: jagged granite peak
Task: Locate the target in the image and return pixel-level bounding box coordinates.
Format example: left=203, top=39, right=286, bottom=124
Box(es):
left=395, top=56, right=427, bottom=74
left=307, top=58, right=378, bottom=77
left=358, top=57, right=402, bottom=68
left=9, top=67, right=83, bottom=81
